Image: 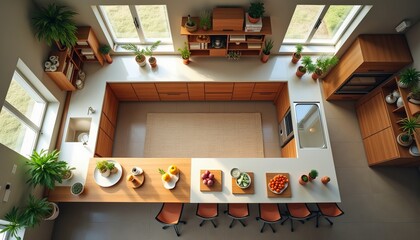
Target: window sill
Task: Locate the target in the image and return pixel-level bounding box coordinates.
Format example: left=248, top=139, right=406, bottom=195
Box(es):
left=279, top=44, right=336, bottom=55
left=114, top=44, right=174, bottom=54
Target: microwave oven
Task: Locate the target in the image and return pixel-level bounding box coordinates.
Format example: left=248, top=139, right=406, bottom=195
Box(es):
left=279, top=109, right=294, bottom=147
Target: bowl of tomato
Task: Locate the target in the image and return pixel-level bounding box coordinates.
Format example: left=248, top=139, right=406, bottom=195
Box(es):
left=268, top=174, right=289, bottom=194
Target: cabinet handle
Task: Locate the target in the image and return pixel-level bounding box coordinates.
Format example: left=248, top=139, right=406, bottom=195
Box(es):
left=166, top=93, right=181, bottom=95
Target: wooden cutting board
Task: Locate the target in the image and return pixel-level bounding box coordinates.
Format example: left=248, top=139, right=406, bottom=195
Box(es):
left=266, top=173, right=292, bottom=198
left=231, top=172, right=254, bottom=194
left=200, top=170, right=223, bottom=192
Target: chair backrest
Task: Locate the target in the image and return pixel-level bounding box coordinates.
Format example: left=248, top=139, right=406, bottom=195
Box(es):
left=317, top=203, right=344, bottom=217
left=287, top=203, right=311, bottom=218
left=259, top=203, right=281, bottom=222
left=197, top=203, right=218, bottom=218
left=228, top=203, right=249, bottom=218
left=155, top=203, right=184, bottom=225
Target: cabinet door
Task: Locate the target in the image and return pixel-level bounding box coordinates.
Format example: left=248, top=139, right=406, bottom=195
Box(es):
left=205, top=83, right=234, bottom=93
left=159, top=93, right=189, bottom=101
left=100, top=112, right=115, bottom=140
left=205, top=93, right=232, bottom=101
left=155, top=83, right=188, bottom=93
left=251, top=92, right=277, bottom=101
left=356, top=92, right=391, bottom=139
left=103, top=85, right=119, bottom=126
left=281, top=138, right=297, bottom=158
left=109, top=83, right=138, bottom=101
left=188, top=83, right=205, bottom=101
left=95, top=128, right=113, bottom=157
left=363, top=127, right=399, bottom=165
left=132, top=83, right=160, bottom=101
left=253, top=83, right=282, bottom=93
left=232, top=83, right=254, bottom=100
left=275, top=84, right=290, bottom=121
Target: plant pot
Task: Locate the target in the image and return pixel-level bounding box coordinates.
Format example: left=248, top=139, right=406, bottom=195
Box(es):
left=44, top=202, right=59, bottom=220
left=149, top=57, right=157, bottom=68
left=397, top=132, right=413, bottom=147
left=398, top=80, right=409, bottom=88
left=62, top=170, right=73, bottom=181
left=182, top=58, right=190, bottom=65
left=185, top=23, right=197, bottom=33
left=110, top=167, right=118, bottom=174
left=261, top=53, right=270, bottom=63
left=321, top=176, right=330, bottom=184
left=247, top=14, right=260, bottom=23
left=299, top=175, right=308, bottom=185
left=312, top=69, right=323, bottom=80
left=291, top=53, right=301, bottom=64
left=407, top=94, right=420, bottom=105
left=100, top=169, right=110, bottom=177
left=296, top=66, right=306, bottom=78
left=136, top=56, right=147, bottom=67
left=103, top=53, right=113, bottom=64
left=70, top=182, right=84, bottom=196
left=202, top=26, right=209, bottom=31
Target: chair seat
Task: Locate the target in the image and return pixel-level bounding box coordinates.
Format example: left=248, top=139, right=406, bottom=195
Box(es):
left=156, top=203, right=183, bottom=224
left=228, top=203, right=249, bottom=218
left=317, top=203, right=344, bottom=217
left=288, top=203, right=311, bottom=218
left=260, top=203, right=281, bottom=222
left=197, top=203, right=218, bottom=218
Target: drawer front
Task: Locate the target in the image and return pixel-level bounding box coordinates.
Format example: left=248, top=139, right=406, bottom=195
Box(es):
left=205, top=83, right=234, bottom=93
left=132, top=83, right=160, bottom=101
left=100, top=113, right=115, bottom=140
left=205, top=93, right=232, bottom=101
left=159, top=93, right=189, bottom=101
left=253, top=83, right=282, bottom=93
left=251, top=92, right=277, bottom=100
left=232, top=83, right=254, bottom=100
left=188, top=83, right=205, bottom=101
left=109, top=83, right=138, bottom=101
left=155, top=83, right=188, bottom=93
left=209, top=49, right=227, bottom=56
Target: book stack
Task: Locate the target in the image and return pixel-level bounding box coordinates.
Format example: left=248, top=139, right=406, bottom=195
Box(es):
left=247, top=43, right=262, bottom=49
left=245, top=13, right=262, bottom=32
left=66, top=62, right=74, bottom=81
left=230, top=35, right=246, bottom=42
left=189, top=43, right=208, bottom=50
left=81, top=49, right=95, bottom=60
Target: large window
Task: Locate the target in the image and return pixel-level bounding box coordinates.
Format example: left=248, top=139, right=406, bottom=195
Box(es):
left=98, top=5, right=172, bottom=45
left=283, top=5, right=363, bottom=45
left=0, top=71, right=47, bottom=156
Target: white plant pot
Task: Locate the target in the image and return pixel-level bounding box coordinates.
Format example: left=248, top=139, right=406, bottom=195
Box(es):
left=408, top=96, right=420, bottom=105
left=62, top=170, right=73, bottom=181
left=101, top=169, right=110, bottom=177
left=397, top=81, right=409, bottom=88
left=70, top=182, right=84, bottom=196
left=44, top=202, right=59, bottom=220
left=396, top=133, right=413, bottom=147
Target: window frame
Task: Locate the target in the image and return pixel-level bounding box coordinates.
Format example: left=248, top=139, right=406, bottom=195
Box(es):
left=97, top=5, right=173, bottom=46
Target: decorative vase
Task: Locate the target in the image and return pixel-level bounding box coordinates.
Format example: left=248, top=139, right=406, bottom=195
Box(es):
left=392, top=90, right=401, bottom=98
left=44, top=202, right=59, bottom=220
left=396, top=97, right=404, bottom=108
left=385, top=93, right=397, bottom=104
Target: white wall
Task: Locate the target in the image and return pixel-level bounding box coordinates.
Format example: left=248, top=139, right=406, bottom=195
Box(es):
left=406, top=22, right=420, bottom=69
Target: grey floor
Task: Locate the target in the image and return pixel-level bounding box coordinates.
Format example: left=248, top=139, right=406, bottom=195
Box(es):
left=51, top=100, right=420, bottom=240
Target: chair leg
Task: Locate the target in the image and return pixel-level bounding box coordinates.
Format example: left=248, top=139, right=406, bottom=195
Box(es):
left=174, top=225, right=180, bottom=237
left=238, top=219, right=247, bottom=227
left=324, top=217, right=334, bottom=225
left=229, top=219, right=235, bottom=228
left=260, top=222, right=266, bottom=233
left=268, top=223, right=276, bottom=233
left=179, top=221, right=187, bottom=225
left=162, top=225, right=171, bottom=230
left=210, top=220, right=217, bottom=228
left=199, top=220, right=205, bottom=227
left=280, top=217, right=288, bottom=225
left=290, top=219, right=294, bottom=232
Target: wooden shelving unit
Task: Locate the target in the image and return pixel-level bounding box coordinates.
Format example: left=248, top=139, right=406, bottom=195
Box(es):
left=45, top=49, right=82, bottom=91
left=75, top=26, right=104, bottom=65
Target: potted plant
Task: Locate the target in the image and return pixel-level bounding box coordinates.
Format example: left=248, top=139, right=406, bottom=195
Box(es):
left=296, top=56, right=315, bottom=78
left=144, top=40, right=161, bottom=68
left=178, top=42, right=191, bottom=65
left=106, top=161, right=118, bottom=174
left=291, top=44, right=303, bottom=64
left=71, top=182, right=84, bottom=196
left=397, top=132, right=413, bottom=147
left=32, top=3, right=77, bottom=50
left=99, top=44, right=113, bottom=64
left=397, top=116, right=420, bottom=146
left=62, top=165, right=76, bottom=181
left=200, top=10, right=212, bottom=31
left=227, top=51, right=241, bottom=60
left=185, top=15, right=197, bottom=32
left=121, top=43, right=147, bottom=67
left=23, top=195, right=56, bottom=227
left=312, top=56, right=339, bottom=80
left=261, top=39, right=274, bottom=63
left=308, top=169, right=318, bottom=181
left=299, top=174, right=309, bottom=185
left=408, top=85, right=420, bottom=105
left=398, top=67, right=420, bottom=88
left=26, top=149, right=67, bottom=190
left=0, top=207, right=25, bottom=240
left=321, top=176, right=331, bottom=184
left=248, top=1, right=265, bottom=23
left=96, top=160, right=110, bottom=177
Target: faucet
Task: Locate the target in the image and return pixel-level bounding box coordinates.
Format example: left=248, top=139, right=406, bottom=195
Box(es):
left=87, top=106, right=96, bottom=115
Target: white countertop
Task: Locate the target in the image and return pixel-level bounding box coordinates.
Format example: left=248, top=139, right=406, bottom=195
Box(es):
left=55, top=55, right=340, bottom=203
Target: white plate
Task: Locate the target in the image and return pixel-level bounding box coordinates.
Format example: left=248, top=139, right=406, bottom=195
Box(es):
left=93, top=160, right=123, bottom=187
left=163, top=173, right=179, bottom=189
left=78, top=132, right=89, bottom=143
left=409, top=145, right=420, bottom=156
left=268, top=182, right=288, bottom=195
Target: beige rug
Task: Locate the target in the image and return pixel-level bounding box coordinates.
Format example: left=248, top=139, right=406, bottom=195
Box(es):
left=144, top=113, right=264, bottom=158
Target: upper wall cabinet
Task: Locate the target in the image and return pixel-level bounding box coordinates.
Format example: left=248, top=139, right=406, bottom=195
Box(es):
left=75, top=26, right=104, bottom=66
left=323, top=34, right=413, bottom=101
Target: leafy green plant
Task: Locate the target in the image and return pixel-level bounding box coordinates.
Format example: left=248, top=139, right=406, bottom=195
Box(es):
left=0, top=207, right=25, bottom=240
left=199, top=10, right=212, bottom=30
left=248, top=1, right=265, bottom=19
left=96, top=160, right=109, bottom=173
left=399, top=67, right=420, bottom=87
left=144, top=40, right=161, bottom=58
left=301, top=175, right=308, bottom=182
left=295, top=44, right=303, bottom=58
left=22, top=195, right=51, bottom=228
left=121, top=44, right=146, bottom=62
left=32, top=3, right=78, bottom=49
left=178, top=42, right=191, bottom=59
left=227, top=51, right=241, bottom=60
left=309, top=169, right=318, bottom=179
left=399, top=116, right=420, bottom=135
left=410, top=85, right=420, bottom=100
left=262, top=39, right=274, bottom=55
left=186, top=15, right=196, bottom=27
left=99, top=45, right=111, bottom=55
left=299, top=56, right=316, bottom=73
left=315, top=56, right=339, bottom=75
left=26, top=149, right=67, bottom=189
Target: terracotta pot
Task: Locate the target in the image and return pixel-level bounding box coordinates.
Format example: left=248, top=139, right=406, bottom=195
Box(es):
left=248, top=14, right=260, bottom=23
left=136, top=56, right=147, bottom=67
left=296, top=66, right=306, bottom=78
left=299, top=175, right=308, bottom=185
left=321, top=176, right=330, bottom=184
left=149, top=57, right=157, bottom=68
left=312, top=69, right=322, bottom=80
left=182, top=58, right=190, bottom=65
left=261, top=53, right=270, bottom=63
left=291, top=53, right=301, bottom=64
left=103, top=53, right=113, bottom=64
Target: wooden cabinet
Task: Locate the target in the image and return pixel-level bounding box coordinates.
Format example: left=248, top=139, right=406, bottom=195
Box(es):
left=156, top=83, right=189, bottom=101
left=96, top=128, right=113, bottom=157
left=232, top=83, right=254, bottom=100
left=275, top=83, right=290, bottom=122
left=356, top=78, right=420, bottom=166
left=205, top=83, right=234, bottom=101
left=281, top=137, right=297, bottom=158
left=109, top=83, right=138, bottom=101
left=75, top=26, right=104, bottom=65
left=188, top=83, right=205, bottom=101
left=180, top=16, right=271, bottom=57
left=45, top=50, right=82, bottom=91
left=323, top=34, right=412, bottom=101
left=132, top=83, right=160, bottom=101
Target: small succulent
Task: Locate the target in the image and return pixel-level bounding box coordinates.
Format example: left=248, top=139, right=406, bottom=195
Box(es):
left=309, top=170, right=318, bottom=179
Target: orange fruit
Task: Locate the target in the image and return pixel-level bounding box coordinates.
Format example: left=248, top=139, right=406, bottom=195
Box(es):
left=168, top=165, right=179, bottom=175
left=162, top=173, right=171, bottom=182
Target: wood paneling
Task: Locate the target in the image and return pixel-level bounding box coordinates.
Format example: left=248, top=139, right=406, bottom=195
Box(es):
left=103, top=85, right=119, bottom=126
left=281, top=138, right=296, bottom=158
left=205, top=83, right=234, bottom=93
left=232, top=83, right=254, bottom=100
left=159, top=93, right=189, bottom=101
left=109, top=83, right=138, bottom=101
left=95, top=128, right=113, bottom=157
left=188, top=83, right=205, bottom=101
left=253, top=83, right=282, bottom=93
left=205, top=93, right=232, bottom=101
left=132, top=83, right=160, bottom=101
left=363, top=127, right=399, bottom=165
left=155, top=83, right=188, bottom=93
left=251, top=92, right=277, bottom=101
left=48, top=158, right=191, bottom=203
left=99, top=112, right=115, bottom=140
left=275, top=84, right=290, bottom=122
